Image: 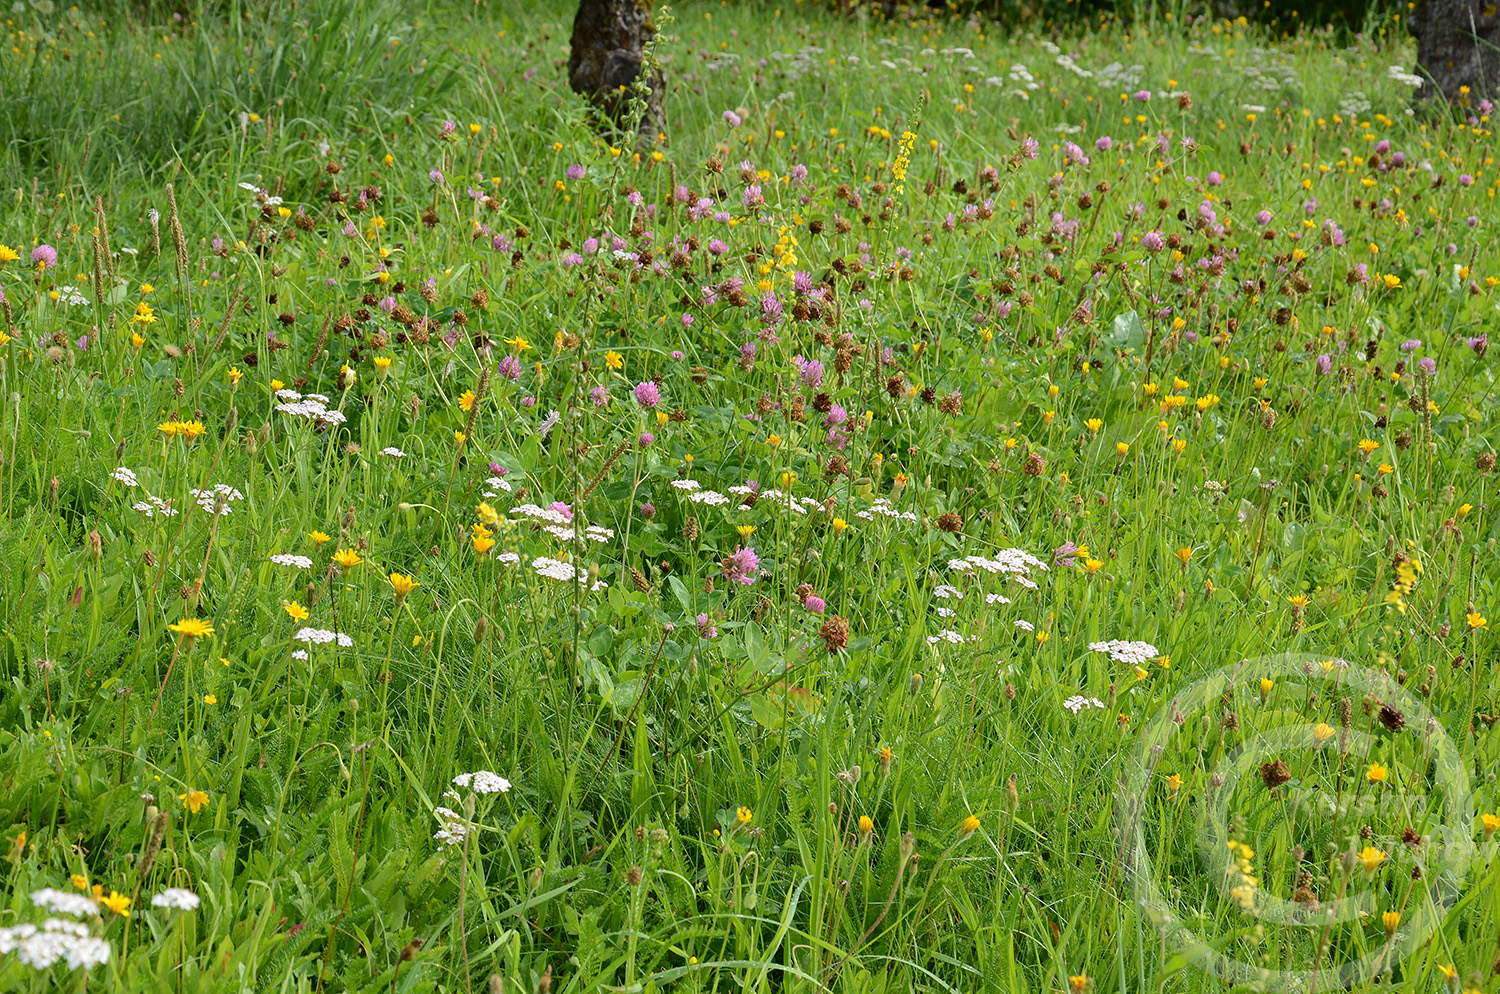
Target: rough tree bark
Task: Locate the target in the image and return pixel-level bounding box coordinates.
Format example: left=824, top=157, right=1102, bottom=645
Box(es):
left=568, top=0, right=665, bottom=138
left=1409, top=0, right=1500, bottom=104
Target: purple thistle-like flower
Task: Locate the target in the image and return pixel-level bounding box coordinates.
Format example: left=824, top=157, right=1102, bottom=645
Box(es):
left=1141, top=231, right=1165, bottom=252
left=638, top=432, right=654, bottom=448
left=1054, top=541, right=1078, bottom=567
left=1400, top=339, right=1422, bottom=352
left=721, top=546, right=761, bottom=586
left=803, top=595, right=826, bottom=614
left=498, top=355, right=521, bottom=381
left=639, top=501, right=657, bottom=520
left=633, top=381, right=661, bottom=408
left=696, top=613, right=719, bottom=638
left=1095, top=135, right=1113, bottom=151
left=1316, top=354, right=1332, bottom=375
left=1419, top=357, right=1437, bottom=376
left=722, top=110, right=742, bottom=127
left=31, top=244, right=57, bottom=269
left=824, top=404, right=848, bottom=427
left=429, top=170, right=444, bottom=184
left=566, top=164, right=585, bottom=181
left=1467, top=334, right=1488, bottom=356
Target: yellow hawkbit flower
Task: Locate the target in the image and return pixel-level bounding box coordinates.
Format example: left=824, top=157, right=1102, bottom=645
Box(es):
left=283, top=602, right=309, bottom=622
left=472, top=534, right=496, bottom=555
left=333, top=548, right=362, bottom=568
left=1366, top=762, right=1389, bottom=783
left=390, top=574, right=419, bottom=599
left=736, top=806, right=754, bottom=825
left=308, top=530, right=331, bottom=546
left=605, top=350, right=623, bottom=370
left=180, top=789, right=210, bottom=814
left=1358, top=439, right=1378, bottom=455
left=459, top=390, right=476, bottom=412
left=100, top=891, right=131, bottom=916
left=1085, top=418, right=1103, bottom=433
left=1175, top=548, right=1192, bottom=565
left=1312, top=722, right=1336, bottom=743
left=168, top=618, right=214, bottom=640
left=1468, top=611, right=1489, bottom=630
left=958, top=814, right=981, bottom=840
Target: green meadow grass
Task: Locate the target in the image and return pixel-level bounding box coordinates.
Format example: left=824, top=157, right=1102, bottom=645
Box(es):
left=0, top=1, right=1497, bottom=991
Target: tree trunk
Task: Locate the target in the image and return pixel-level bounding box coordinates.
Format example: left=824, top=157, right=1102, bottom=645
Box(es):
left=1409, top=0, right=1500, bottom=104
left=568, top=0, right=665, bottom=138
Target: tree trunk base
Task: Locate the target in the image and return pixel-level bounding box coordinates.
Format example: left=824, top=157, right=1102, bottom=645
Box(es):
left=1409, top=0, right=1500, bottom=105
left=568, top=0, right=665, bottom=140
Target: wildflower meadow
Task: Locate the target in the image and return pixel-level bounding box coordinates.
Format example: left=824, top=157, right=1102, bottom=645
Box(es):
left=1, top=0, right=1498, bottom=991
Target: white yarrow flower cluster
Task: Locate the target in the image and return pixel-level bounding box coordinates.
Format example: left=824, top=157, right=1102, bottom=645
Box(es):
left=0, top=920, right=110, bottom=972
left=276, top=394, right=347, bottom=425
left=532, top=557, right=577, bottom=582
left=150, top=889, right=201, bottom=911
left=1063, top=695, right=1107, bottom=714
left=482, top=476, right=513, bottom=497
left=1088, top=640, right=1159, bottom=666
left=453, top=770, right=511, bottom=794
left=29, top=889, right=99, bottom=918
left=926, top=629, right=970, bottom=645
left=669, top=479, right=701, bottom=491
left=110, top=467, right=139, bottom=487
left=293, top=628, right=353, bottom=647
left=689, top=490, right=730, bottom=506
left=855, top=498, right=919, bottom=523
left=270, top=553, right=314, bottom=569
left=382, top=447, right=408, bottom=458
left=511, top=503, right=570, bottom=526
left=133, top=496, right=178, bottom=518
left=190, top=484, right=244, bottom=515
left=432, top=807, right=468, bottom=847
